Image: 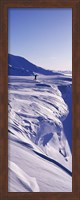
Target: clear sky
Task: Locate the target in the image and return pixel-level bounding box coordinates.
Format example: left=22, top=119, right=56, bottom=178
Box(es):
left=8, top=8, right=72, bottom=71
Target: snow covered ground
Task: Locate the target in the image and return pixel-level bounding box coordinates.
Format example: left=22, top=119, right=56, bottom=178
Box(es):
left=8, top=73, right=72, bottom=192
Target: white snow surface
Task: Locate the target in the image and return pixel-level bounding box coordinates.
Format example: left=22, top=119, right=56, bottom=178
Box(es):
left=8, top=74, right=72, bottom=192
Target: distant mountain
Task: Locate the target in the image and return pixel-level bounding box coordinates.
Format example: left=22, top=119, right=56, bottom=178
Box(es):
left=8, top=54, right=62, bottom=76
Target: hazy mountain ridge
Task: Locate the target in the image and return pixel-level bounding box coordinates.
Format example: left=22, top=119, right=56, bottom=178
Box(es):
left=8, top=54, right=63, bottom=76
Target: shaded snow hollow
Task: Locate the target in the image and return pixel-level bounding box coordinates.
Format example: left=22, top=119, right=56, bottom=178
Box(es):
left=8, top=73, right=72, bottom=192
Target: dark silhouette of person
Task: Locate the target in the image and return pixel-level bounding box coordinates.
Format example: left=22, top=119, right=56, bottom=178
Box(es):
left=34, top=74, right=38, bottom=80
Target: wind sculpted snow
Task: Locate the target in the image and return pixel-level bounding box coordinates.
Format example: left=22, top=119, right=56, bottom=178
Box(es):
left=8, top=73, right=72, bottom=192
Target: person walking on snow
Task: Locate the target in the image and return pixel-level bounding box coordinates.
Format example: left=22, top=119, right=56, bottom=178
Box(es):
left=34, top=74, right=38, bottom=80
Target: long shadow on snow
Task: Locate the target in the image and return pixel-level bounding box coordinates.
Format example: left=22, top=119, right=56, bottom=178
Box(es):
left=10, top=134, right=72, bottom=177
left=11, top=137, right=72, bottom=177
left=33, top=150, right=72, bottom=177
left=9, top=136, right=33, bottom=150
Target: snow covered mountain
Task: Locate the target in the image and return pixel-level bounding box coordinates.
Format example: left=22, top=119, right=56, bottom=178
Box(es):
left=8, top=54, right=62, bottom=76
left=8, top=56, right=72, bottom=192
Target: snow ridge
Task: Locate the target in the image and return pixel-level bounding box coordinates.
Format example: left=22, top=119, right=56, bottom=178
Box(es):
left=8, top=161, right=40, bottom=192
left=8, top=73, right=72, bottom=192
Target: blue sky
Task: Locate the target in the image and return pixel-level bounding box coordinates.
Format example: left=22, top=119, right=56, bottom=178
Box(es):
left=8, top=8, right=72, bottom=71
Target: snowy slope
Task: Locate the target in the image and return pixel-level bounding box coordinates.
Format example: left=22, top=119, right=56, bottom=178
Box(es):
left=8, top=54, right=63, bottom=76
left=8, top=73, right=72, bottom=192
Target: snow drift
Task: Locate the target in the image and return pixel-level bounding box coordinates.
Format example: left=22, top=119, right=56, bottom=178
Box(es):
left=8, top=55, right=72, bottom=192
